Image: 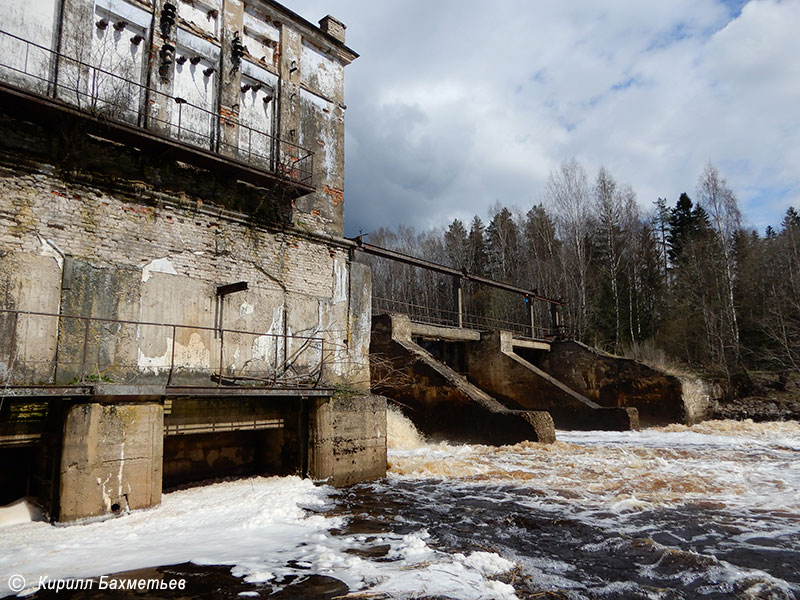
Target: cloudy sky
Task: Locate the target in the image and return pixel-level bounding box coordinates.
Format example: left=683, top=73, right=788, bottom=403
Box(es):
left=290, top=0, right=800, bottom=237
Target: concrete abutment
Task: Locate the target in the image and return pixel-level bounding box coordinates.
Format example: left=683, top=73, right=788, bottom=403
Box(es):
left=370, top=314, right=556, bottom=445
left=2, top=390, right=386, bottom=523
left=371, top=313, right=703, bottom=438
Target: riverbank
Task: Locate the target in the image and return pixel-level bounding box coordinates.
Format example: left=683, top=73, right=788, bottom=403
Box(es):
left=715, top=372, right=800, bottom=422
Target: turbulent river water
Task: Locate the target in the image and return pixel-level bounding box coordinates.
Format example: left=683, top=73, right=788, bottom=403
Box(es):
left=1, top=409, right=799, bottom=599
left=346, top=409, right=800, bottom=599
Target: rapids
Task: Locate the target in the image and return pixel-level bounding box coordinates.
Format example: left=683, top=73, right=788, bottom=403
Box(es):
left=338, top=406, right=800, bottom=599
left=0, top=407, right=797, bottom=599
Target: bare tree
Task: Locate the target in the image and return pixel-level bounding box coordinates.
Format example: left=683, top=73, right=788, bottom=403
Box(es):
left=547, top=158, right=593, bottom=340
left=697, top=163, right=742, bottom=375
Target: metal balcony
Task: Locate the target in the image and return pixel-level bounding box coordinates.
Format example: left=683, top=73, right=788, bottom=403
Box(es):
left=0, top=29, right=314, bottom=197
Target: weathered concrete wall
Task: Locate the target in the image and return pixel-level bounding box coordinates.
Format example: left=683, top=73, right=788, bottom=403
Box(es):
left=56, top=258, right=142, bottom=384
left=465, top=331, right=638, bottom=431
left=163, top=429, right=288, bottom=488
left=371, top=314, right=556, bottom=444
left=0, top=142, right=369, bottom=387
left=0, top=252, right=62, bottom=384
left=0, top=0, right=59, bottom=93
left=58, top=402, right=163, bottom=522
left=535, top=341, right=686, bottom=427
left=308, top=394, right=387, bottom=486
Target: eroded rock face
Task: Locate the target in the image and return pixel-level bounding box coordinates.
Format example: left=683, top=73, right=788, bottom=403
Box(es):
left=715, top=396, right=800, bottom=422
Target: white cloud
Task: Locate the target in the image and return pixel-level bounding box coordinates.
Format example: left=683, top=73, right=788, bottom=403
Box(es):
left=289, top=0, right=800, bottom=234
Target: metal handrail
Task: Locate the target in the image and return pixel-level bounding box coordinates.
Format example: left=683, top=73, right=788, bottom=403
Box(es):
left=0, top=308, right=326, bottom=389
left=0, top=28, right=313, bottom=185
left=371, top=296, right=553, bottom=339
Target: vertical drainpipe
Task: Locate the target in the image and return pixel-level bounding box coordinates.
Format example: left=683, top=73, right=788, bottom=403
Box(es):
left=51, top=0, right=67, bottom=97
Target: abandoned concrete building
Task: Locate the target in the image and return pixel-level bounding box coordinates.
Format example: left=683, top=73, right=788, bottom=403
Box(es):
left=0, top=0, right=719, bottom=526
left=0, top=0, right=386, bottom=522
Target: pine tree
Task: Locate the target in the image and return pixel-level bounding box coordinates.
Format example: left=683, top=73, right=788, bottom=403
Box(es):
left=486, top=206, right=520, bottom=283
left=443, top=218, right=468, bottom=269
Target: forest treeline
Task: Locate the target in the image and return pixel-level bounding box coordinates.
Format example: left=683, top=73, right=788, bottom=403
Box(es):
left=359, top=159, right=799, bottom=384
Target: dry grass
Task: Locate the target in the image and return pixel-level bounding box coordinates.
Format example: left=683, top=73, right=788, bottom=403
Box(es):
left=624, top=340, right=693, bottom=377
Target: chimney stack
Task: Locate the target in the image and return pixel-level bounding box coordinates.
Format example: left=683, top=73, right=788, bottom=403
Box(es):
left=319, top=15, right=346, bottom=43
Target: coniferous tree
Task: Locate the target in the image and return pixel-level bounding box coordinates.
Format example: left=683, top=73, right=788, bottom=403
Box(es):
left=443, top=219, right=469, bottom=270
left=467, top=216, right=488, bottom=276
left=486, top=206, right=520, bottom=283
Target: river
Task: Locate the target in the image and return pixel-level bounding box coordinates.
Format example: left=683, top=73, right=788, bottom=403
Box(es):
left=1, top=409, right=798, bottom=599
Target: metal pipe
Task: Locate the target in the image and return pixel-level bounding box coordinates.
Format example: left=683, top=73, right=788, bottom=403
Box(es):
left=0, top=308, right=321, bottom=341
left=167, top=324, right=177, bottom=386
left=352, top=240, right=564, bottom=306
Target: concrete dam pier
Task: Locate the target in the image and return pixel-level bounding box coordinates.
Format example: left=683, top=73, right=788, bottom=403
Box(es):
left=371, top=313, right=711, bottom=438
left=371, top=314, right=556, bottom=445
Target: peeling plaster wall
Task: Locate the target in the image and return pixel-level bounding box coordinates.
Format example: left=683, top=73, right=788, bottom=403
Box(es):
left=0, top=160, right=370, bottom=387
left=0, top=0, right=58, bottom=93
left=301, top=41, right=343, bottom=103
left=1, top=0, right=356, bottom=237
left=297, top=87, right=345, bottom=234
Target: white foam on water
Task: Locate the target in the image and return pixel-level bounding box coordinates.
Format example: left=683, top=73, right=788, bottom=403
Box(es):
left=0, top=500, right=45, bottom=528
left=2, top=414, right=798, bottom=599
left=0, top=475, right=518, bottom=599
left=388, top=420, right=800, bottom=516
left=383, top=416, right=800, bottom=598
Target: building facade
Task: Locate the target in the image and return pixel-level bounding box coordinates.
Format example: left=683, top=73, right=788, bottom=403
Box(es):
left=0, top=0, right=385, bottom=522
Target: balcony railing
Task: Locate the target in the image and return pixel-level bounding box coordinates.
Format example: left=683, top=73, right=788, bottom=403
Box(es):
left=0, top=308, right=326, bottom=391
left=0, top=28, right=313, bottom=187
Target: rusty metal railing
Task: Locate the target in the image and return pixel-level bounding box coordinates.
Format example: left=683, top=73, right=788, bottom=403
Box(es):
left=0, top=308, right=325, bottom=389
left=0, top=28, right=313, bottom=186
left=371, top=296, right=556, bottom=339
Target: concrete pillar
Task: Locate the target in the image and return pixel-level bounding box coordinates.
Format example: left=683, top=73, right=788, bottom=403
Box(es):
left=453, top=277, right=463, bottom=328
left=342, top=261, right=373, bottom=391
left=307, top=395, right=386, bottom=486
left=58, top=402, right=163, bottom=522
left=217, top=0, right=244, bottom=158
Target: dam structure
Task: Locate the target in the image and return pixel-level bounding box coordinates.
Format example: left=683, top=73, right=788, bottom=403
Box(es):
left=0, top=0, right=386, bottom=522
left=358, top=241, right=717, bottom=441
left=0, top=0, right=716, bottom=526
